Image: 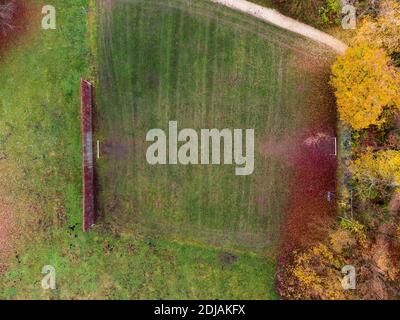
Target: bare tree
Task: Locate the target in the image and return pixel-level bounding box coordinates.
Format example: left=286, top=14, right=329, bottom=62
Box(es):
left=0, top=0, right=16, bottom=36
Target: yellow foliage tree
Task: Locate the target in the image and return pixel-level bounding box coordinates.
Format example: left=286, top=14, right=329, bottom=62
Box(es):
left=350, top=150, right=400, bottom=192
left=290, top=243, right=349, bottom=300
left=331, top=43, right=400, bottom=130
left=355, top=0, right=400, bottom=56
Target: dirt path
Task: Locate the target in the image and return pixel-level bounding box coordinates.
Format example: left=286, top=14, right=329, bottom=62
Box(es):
left=210, top=0, right=348, bottom=55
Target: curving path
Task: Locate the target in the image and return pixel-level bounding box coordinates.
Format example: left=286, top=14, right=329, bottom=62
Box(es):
left=210, top=0, right=348, bottom=55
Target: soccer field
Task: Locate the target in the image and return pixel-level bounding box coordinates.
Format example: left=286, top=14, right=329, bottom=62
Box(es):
left=94, top=0, right=336, bottom=252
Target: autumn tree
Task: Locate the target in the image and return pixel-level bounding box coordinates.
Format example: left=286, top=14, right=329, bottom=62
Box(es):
left=355, top=0, right=400, bottom=56
left=331, top=43, right=400, bottom=130
left=275, top=0, right=341, bottom=26
left=350, top=149, right=400, bottom=197
left=280, top=242, right=350, bottom=300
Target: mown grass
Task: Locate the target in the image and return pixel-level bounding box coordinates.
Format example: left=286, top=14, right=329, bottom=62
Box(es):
left=0, top=228, right=277, bottom=299
left=95, top=0, right=334, bottom=252
left=0, top=0, right=278, bottom=299
left=0, top=0, right=87, bottom=229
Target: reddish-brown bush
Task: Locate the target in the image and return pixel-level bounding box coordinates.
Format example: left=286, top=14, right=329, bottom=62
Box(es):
left=0, top=0, right=30, bottom=52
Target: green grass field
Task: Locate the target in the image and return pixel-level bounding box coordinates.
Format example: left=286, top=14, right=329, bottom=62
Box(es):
left=0, top=0, right=279, bottom=299
left=95, top=0, right=336, bottom=252
left=0, top=228, right=276, bottom=299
